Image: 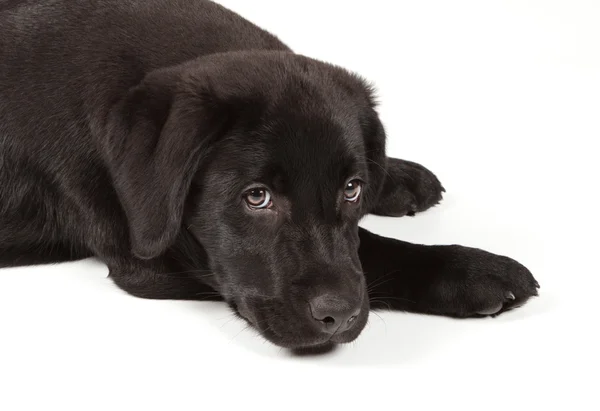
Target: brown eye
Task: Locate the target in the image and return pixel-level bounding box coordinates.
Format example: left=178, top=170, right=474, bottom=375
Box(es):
left=344, top=180, right=362, bottom=202
left=244, top=187, right=272, bottom=209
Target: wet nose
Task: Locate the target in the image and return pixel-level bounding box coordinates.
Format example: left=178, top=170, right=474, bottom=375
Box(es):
left=309, top=294, right=361, bottom=334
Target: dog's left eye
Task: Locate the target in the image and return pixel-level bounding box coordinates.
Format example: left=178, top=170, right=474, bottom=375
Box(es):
left=244, top=187, right=272, bottom=209
left=344, top=180, right=362, bottom=202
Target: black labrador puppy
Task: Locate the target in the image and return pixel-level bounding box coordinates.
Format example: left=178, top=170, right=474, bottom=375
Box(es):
left=0, top=0, right=539, bottom=349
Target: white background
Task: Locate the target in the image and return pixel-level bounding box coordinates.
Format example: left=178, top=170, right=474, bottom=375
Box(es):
left=1, top=1, right=599, bottom=409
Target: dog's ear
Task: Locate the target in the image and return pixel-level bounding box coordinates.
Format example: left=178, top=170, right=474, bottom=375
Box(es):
left=105, top=69, right=223, bottom=259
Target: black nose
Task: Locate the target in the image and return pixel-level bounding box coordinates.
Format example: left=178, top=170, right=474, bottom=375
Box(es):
left=309, top=294, right=361, bottom=334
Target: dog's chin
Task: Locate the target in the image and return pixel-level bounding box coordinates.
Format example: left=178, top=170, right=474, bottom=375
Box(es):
left=233, top=298, right=369, bottom=350
left=257, top=319, right=367, bottom=350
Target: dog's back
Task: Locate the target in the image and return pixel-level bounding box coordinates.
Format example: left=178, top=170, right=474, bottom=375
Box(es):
left=0, top=0, right=289, bottom=266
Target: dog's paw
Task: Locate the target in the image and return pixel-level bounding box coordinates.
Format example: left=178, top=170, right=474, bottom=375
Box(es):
left=400, top=159, right=445, bottom=215
left=427, top=247, right=540, bottom=318
left=372, top=158, right=444, bottom=217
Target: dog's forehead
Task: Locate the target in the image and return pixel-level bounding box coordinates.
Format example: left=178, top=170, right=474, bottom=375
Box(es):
left=238, top=108, right=365, bottom=183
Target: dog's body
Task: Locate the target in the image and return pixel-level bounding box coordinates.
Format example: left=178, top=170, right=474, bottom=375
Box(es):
left=1, top=0, right=290, bottom=264
left=1, top=0, right=538, bottom=348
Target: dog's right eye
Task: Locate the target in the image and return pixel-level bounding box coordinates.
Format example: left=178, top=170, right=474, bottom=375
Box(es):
left=344, top=179, right=362, bottom=203
left=244, top=187, right=272, bottom=209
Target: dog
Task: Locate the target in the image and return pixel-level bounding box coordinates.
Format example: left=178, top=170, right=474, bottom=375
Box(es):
left=0, top=0, right=539, bottom=349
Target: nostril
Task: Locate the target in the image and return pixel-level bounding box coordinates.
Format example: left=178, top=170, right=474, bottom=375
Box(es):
left=309, top=294, right=361, bottom=333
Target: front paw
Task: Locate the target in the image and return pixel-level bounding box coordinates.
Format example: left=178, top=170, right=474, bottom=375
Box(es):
left=372, top=158, right=445, bottom=217
left=427, top=247, right=540, bottom=318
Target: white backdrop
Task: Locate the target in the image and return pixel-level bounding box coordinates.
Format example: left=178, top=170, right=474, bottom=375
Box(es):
left=1, top=1, right=599, bottom=410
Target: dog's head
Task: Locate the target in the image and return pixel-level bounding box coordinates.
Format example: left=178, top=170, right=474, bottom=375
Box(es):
left=107, top=51, right=387, bottom=348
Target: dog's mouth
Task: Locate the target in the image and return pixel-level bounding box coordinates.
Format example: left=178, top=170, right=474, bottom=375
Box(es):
left=229, top=294, right=370, bottom=349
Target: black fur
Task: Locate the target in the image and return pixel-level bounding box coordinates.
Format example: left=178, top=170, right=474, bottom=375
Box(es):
left=0, top=0, right=538, bottom=349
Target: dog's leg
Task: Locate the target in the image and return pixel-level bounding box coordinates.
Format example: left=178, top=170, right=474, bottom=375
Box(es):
left=106, top=256, right=221, bottom=301
left=371, top=158, right=445, bottom=217
left=359, top=228, right=539, bottom=317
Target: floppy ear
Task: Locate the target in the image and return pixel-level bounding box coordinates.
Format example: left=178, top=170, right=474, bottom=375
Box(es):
left=105, top=70, right=222, bottom=259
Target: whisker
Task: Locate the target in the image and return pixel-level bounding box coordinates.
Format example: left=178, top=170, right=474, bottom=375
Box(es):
left=370, top=310, right=387, bottom=335
left=195, top=291, right=223, bottom=296
left=368, top=298, right=393, bottom=311
left=220, top=314, right=243, bottom=329
left=366, top=270, right=400, bottom=291
left=231, top=323, right=253, bottom=341
left=256, top=312, right=286, bottom=326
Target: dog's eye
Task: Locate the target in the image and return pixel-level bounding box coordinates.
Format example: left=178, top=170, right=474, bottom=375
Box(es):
left=244, top=187, right=272, bottom=209
left=344, top=180, right=362, bottom=203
